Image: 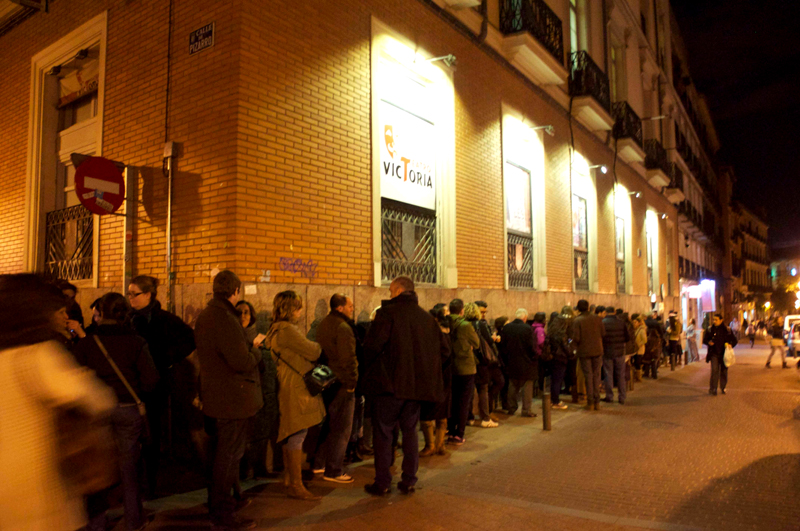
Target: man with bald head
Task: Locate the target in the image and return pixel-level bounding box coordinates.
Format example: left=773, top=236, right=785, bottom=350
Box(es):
left=362, top=276, right=450, bottom=496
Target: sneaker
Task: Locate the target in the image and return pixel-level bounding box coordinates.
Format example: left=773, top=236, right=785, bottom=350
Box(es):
left=323, top=474, right=354, bottom=484
left=551, top=402, right=568, bottom=410
left=364, top=483, right=391, bottom=496
left=448, top=436, right=466, bottom=446
left=311, top=468, right=325, bottom=474
left=479, top=419, right=499, bottom=428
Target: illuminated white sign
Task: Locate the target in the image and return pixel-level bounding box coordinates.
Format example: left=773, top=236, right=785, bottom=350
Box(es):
left=379, top=100, right=436, bottom=210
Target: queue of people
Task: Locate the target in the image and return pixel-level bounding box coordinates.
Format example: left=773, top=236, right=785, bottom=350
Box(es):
left=0, top=271, right=742, bottom=531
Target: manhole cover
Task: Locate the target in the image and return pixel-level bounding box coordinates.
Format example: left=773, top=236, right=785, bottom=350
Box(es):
left=641, top=420, right=681, bottom=430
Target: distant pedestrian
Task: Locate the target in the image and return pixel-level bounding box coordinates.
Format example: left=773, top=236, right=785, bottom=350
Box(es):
left=500, top=309, right=538, bottom=417
left=746, top=322, right=756, bottom=348
left=545, top=313, right=571, bottom=410
left=633, top=314, right=647, bottom=380
left=531, top=312, right=547, bottom=397
left=667, top=315, right=683, bottom=367
left=765, top=317, right=787, bottom=369
left=313, top=294, right=359, bottom=484
left=446, top=299, right=480, bottom=442
left=572, top=300, right=605, bottom=410
left=703, top=314, right=737, bottom=396
left=686, top=318, right=700, bottom=362
left=601, top=306, right=629, bottom=404
left=470, top=302, right=501, bottom=427
left=362, top=277, right=450, bottom=496
left=195, top=271, right=264, bottom=530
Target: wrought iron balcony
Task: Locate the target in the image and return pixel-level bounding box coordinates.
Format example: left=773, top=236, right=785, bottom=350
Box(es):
left=569, top=51, right=610, bottom=113
left=644, top=139, right=670, bottom=176
left=500, top=0, right=564, bottom=64
left=612, top=102, right=643, bottom=149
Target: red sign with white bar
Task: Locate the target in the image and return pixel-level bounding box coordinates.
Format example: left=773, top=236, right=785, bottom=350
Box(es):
left=74, top=156, right=125, bottom=215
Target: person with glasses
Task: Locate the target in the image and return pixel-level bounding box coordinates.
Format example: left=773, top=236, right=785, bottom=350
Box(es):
left=127, top=275, right=196, bottom=499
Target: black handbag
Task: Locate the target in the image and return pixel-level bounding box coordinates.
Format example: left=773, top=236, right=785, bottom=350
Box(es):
left=273, top=349, right=336, bottom=397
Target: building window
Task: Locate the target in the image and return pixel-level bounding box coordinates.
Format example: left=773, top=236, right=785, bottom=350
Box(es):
left=573, top=194, right=589, bottom=291
left=505, top=162, right=533, bottom=289
left=372, top=20, right=456, bottom=287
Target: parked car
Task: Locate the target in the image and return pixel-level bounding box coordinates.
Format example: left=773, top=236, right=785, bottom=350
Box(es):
left=787, top=323, right=800, bottom=358
left=783, top=315, right=800, bottom=335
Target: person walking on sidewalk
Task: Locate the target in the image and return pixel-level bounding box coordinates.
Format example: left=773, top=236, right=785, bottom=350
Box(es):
left=765, top=317, right=788, bottom=369
left=500, top=309, right=538, bottom=418
left=572, top=300, right=605, bottom=411
left=313, top=294, right=359, bottom=483
left=195, top=271, right=264, bottom=531
left=686, top=319, right=700, bottom=362
left=702, top=314, right=737, bottom=396
left=746, top=321, right=756, bottom=348
left=601, top=307, right=629, bottom=405
left=362, top=276, right=450, bottom=496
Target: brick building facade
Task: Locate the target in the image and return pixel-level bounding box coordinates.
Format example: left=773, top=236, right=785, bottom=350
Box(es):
left=0, top=0, right=692, bottom=327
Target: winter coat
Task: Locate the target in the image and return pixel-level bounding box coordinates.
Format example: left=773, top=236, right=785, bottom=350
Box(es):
left=667, top=321, right=683, bottom=342
left=531, top=322, right=546, bottom=357
left=572, top=312, right=605, bottom=358
left=362, top=291, right=450, bottom=402
left=475, top=319, right=500, bottom=366
left=602, top=316, right=630, bottom=358
left=448, top=314, right=480, bottom=376
left=316, top=310, right=358, bottom=390
left=703, top=324, right=737, bottom=360
left=244, top=325, right=278, bottom=444
left=645, top=318, right=666, bottom=345
left=635, top=325, right=647, bottom=355
left=267, top=320, right=325, bottom=442
left=194, top=297, right=263, bottom=420
left=0, top=341, right=116, bottom=531
left=500, top=319, right=537, bottom=381
left=73, top=323, right=159, bottom=403
left=129, top=300, right=196, bottom=375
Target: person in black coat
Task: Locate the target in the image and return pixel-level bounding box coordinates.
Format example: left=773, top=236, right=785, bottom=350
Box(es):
left=500, top=309, right=537, bottom=417
left=601, top=307, right=630, bottom=404
left=702, top=313, right=737, bottom=395
left=127, top=275, right=196, bottom=498
left=74, top=292, right=159, bottom=531
left=361, top=276, right=450, bottom=496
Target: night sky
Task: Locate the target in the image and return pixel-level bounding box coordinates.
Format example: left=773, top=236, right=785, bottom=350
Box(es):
left=670, top=1, right=800, bottom=250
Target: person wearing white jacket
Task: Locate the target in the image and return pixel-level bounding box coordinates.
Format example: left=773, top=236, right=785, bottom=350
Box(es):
left=0, top=274, right=116, bottom=531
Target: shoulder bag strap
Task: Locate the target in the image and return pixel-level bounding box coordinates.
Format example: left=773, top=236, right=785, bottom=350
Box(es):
left=93, top=335, right=143, bottom=406
left=271, top=348, right=305, bottom=376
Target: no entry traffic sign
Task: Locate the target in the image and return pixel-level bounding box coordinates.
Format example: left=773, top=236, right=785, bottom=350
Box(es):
left=74, top=156, right=125, bottom=215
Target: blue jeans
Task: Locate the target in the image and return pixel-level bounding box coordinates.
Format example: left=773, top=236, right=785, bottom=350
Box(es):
left=86, top=405, right=146, bottom=531
left=372, top=395, right=420, bottom=490
left=603, top=357, right=627, bottom=402
left=579, top=356, right=603, bottom=403
left=313, top=386, right=355, bottom=478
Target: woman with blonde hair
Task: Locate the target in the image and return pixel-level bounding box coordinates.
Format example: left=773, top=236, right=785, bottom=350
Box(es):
left=267, top=290, right=324, bottom=500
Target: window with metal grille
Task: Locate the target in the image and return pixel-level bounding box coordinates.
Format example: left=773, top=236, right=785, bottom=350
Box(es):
left=505, top=161, right=534, bottom=289
left=573, top=194, right=589, bottom=291
left=381, top=198, right=437, bottom=285
left=45, top=205, right=93, bottom=281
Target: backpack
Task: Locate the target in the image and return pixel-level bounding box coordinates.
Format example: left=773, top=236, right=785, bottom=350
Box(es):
left=471, top=321, right=498, bottom=365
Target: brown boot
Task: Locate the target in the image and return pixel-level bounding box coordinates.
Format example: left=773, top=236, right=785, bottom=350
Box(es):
left=634, top=369, right=643, bottom=382
left=286, top=449, right=320, bottom=501
left=419, top=421, right=436, bottom=457
left=434, top=419, right=449, bottom=456
left=584, top=400, right=594, bottom=411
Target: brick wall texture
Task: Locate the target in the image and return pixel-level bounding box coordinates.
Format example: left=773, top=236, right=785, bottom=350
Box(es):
left=0, top=0, right=679, bottom=303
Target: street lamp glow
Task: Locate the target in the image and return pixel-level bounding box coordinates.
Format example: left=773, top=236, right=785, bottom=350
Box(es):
left=795, top=300, right=800, bottom=310
left=765, top=301, right=772, bottom=310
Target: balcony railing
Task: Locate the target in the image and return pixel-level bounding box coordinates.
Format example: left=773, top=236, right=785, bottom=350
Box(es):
left=644, top=139, right=670, bottom=176
left=45, top=205, right=93, bottom=281
left=569, top=51, right=610, bottom=113
left=612, top=101, right=643, bottom=149
left=675, top=126, right=691, bottom=162
left=500, top=0, right=564, bottom=64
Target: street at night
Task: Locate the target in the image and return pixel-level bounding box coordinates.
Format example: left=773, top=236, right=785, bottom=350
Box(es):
left=135, top=341, right=800, bottom=531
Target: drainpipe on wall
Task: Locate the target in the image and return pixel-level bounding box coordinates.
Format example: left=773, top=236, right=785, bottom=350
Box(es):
left=164, top=142, right=175, bottom=313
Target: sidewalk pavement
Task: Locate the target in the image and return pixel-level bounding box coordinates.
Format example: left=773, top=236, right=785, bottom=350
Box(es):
left=128, top=342, right=800, bottom=530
